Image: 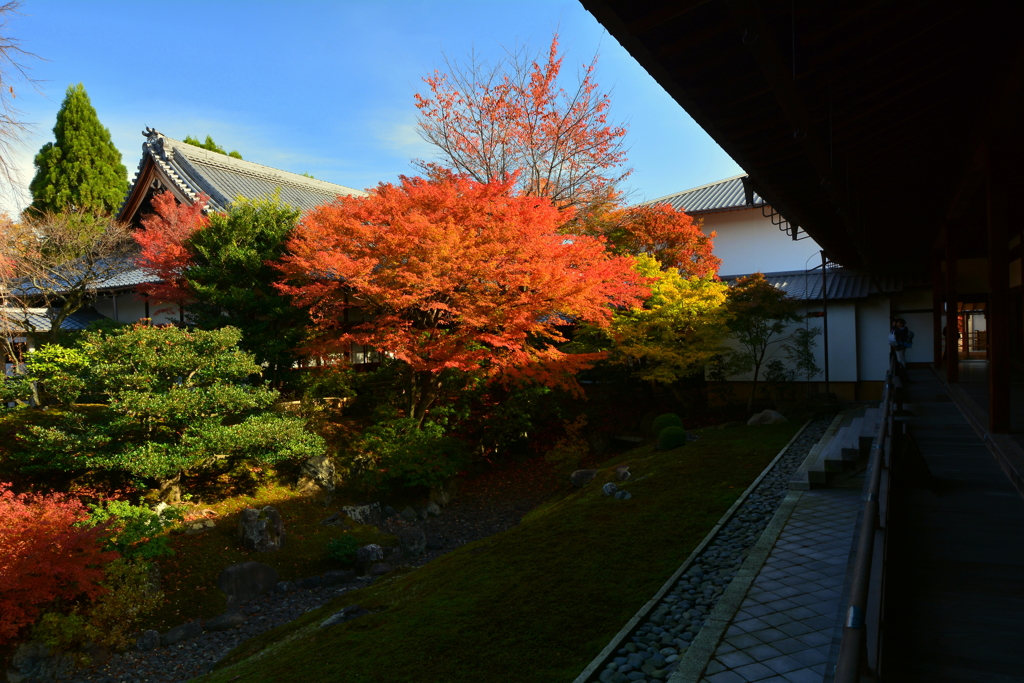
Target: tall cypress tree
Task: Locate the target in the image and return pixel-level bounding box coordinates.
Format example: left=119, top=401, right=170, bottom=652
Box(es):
left=29, top=83, right=128, bottom=215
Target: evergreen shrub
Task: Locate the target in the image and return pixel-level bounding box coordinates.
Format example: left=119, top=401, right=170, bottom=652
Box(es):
left=326, top=535, right=359, bottom=566
left=651, top=413, right=684, bottom=436
left=658, top=426, right=688, bottom=451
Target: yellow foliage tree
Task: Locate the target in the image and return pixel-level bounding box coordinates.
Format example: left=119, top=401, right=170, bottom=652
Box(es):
left=607, top=255, right=731, bottom=384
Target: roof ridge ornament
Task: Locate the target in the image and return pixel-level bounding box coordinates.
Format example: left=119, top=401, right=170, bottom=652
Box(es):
left=142, top=127, right=162, bottom=139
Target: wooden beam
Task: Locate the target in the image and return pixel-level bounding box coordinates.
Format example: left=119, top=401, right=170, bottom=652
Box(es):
left=724, top=0, right=859, bottom=254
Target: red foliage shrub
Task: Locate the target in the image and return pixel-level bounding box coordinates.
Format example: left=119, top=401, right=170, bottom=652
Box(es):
left=0, top=483, right=117, bottom=644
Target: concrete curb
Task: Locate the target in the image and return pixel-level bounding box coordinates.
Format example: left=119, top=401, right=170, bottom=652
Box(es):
left=572, top=419, right=812, bottom=683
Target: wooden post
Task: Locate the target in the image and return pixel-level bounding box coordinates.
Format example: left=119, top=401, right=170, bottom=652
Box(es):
left=987, top=149, right=1011, bottom=433
left=932, top=248, right=943, bottom=367
left=945, top=226, right=959, bottom=383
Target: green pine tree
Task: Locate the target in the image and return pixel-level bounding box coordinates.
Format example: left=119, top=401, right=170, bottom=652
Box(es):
left=183, top=134, right=242, bottom=159
left=28, top=84, right=128, bottom=215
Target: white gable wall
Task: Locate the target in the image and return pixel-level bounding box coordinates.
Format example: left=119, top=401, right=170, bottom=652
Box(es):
left=700, top=207, right=825, bottom=276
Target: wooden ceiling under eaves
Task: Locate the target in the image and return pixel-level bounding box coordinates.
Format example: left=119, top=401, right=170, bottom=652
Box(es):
left=582, top=0, right=1024, bottom=273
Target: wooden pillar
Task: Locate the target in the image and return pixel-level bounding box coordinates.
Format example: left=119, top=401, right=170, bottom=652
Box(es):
left=945, top=226, right=959, bottom=383
left=987, top=150, right=1011, bottom=433
left=932, top=248, right=943, bottom=367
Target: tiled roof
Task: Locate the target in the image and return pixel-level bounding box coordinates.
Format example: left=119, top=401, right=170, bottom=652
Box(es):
left=722, top=268, right=930, bottom=301
left=122, top=129, right=368, bottom=215
left=641, top=174, right=764, bottom=214
left=1, top=306, right=106, bottom=333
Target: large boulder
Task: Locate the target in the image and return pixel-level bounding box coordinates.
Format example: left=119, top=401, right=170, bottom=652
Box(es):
left=236, top=506, right=285, bottom=552
left=355, top=544, right=385, bottom=573
left=297, top=454, right=336, bottom=497
left=217, top=561, right=280, bottom=603
left=747, top=409, right=789, bottom=425
left=342, top=502, right=381, bottom=526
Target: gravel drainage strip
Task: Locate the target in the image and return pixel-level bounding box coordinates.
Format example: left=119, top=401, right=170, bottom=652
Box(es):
left=573, top=415, right=836, bottom=683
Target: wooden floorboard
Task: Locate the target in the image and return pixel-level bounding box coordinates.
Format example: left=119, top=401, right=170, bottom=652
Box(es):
left=882, top=368, right=1024, bottom=682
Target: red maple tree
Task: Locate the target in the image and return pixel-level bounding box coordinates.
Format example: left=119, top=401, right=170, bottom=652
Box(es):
left=414, top=34, right=629, bottom=210
left=0, top=483, right=116, bottom=644
left=580, top=200, right=721, bottom=277
left=277, top=174, right=649, bottom=422
left=133, top=190, right=209, bottom=306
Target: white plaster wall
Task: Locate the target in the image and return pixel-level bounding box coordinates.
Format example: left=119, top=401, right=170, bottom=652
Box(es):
left=822, top=302, right=858, bottom=382
left=700, top=207, right=824, bottom=276
left=857, top=295, right=892, bottom=381
left=93, top=294, right=181, bottom=325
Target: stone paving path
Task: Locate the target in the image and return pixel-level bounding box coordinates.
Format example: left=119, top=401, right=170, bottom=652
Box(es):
left=698, top=485, right=861, bottom=683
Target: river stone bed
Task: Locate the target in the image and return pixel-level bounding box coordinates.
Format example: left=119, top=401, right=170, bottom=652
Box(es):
left=590, top=415, right=834, bottom=683
left=61, top=578, right=373, bottom=683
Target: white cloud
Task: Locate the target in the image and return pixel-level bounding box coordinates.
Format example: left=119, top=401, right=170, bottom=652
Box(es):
left=372, top=114, right=435, bottom=161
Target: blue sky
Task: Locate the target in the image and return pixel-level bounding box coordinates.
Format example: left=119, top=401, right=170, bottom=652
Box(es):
left=1, top=0, right=741, bottom=216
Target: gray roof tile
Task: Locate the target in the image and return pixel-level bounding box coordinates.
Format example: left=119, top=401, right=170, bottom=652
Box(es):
left=2, top=306, right=106, bottom=333
left=641, top=174, right=764, bottom=214
left=722, top=268, right=929, bottom=301
left=122, top=130, right=368, bottom=215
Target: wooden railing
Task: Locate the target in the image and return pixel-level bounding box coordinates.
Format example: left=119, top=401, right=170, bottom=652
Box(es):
left=834, top=356, right=900, bottom=683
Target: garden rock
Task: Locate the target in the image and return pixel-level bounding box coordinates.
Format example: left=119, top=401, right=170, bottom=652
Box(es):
left=429, top=480, right=457, bottom=507
left=274, top=580, right=294, bottom=594
left=615, top=465, right=630, bottom=481
left=369, top=562, right=394, bottom=576
left=570, top=469, right=599, bottom=487
left=356, top=543, right=385, bottom=571
left=236, top=506, right=285, bottom=552
left=135, top=629, right=160, bottom=652
left=321, top=570, right=356, bottom=587
left=203, top=612, right=246, bottom=632
left=185, top=519, right=215, bottom=535
left=399, top=506, right=417, bottom=522
left=160, top=620, right=202, bottom=647
left=425, top=501, right=442, bottom=517
left=297, top=454, right=335, bottom=495
left=217, top=561, right=280, bottom=602
left=7, top=642, right=74, bottom=683
left=603, top=482, right=618, bottom=496
left=319, top=604, right=369, bottom=629
left=747, top=409, right=788, bottom=425
left=615, top=491, right=632, bottom=500
left=342, top=502, right=381, bottom=526
left=398, top=526, right=427, bottom=557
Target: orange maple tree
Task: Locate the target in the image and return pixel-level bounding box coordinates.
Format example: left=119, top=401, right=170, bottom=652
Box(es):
left=277, top=174, right=649, bottom=423
left=133, top=190, right=209, bottom=306
left=414, top=35, right=629, bottom=210
left=0, top=482, right=116, bottom=644
left=581, top=200, right=721, bottom=276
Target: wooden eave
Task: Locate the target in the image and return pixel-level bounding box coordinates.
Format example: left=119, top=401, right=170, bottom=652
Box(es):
left=581, top=0, right=1024, bottom=273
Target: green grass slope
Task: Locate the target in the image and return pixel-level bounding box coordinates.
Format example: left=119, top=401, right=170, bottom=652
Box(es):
left=199, top=422, right=800, bottom=683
